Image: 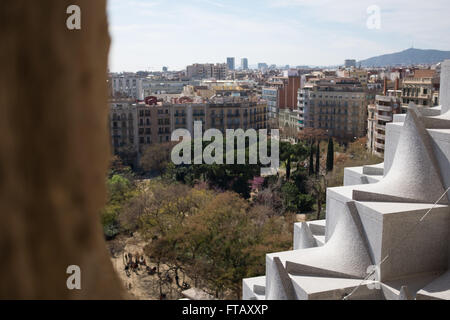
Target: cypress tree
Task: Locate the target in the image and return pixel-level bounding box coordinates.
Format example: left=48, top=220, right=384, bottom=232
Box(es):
left=315, top=140, right=320, bottom=176
left=308, top=140, right=314, bottom=176
left=326, top=137, right=334, bottom=172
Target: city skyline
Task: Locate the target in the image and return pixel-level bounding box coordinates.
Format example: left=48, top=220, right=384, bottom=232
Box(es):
left=108, top=0, right=450, bottom=72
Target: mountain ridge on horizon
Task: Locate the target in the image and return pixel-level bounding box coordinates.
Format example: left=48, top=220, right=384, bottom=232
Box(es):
left=358, top=48, right=450, bottom=67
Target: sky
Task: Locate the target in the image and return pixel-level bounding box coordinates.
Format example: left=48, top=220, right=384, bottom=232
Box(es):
left=107, top=0, right=450, bottom=72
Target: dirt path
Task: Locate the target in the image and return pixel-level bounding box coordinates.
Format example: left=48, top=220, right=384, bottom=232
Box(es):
left=109, top=233, right=185, bottom=300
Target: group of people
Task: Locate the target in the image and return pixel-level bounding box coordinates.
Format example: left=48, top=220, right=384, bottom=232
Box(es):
left=123, top=252, right=157, bottom=277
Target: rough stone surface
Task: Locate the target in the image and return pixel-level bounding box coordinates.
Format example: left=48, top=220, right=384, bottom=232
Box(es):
left=0, top=1, right=123, bottom=299
left=294, top=222, right=317, bottom=250
left=283, top=202, right=373, bottom=280
left=440, top=60, right=450, bottom=114
left=416, top=271, right=450, bottom=300
left=353, top=110, right=447, bottom=204
left=243, top=65, right=450, bottom=300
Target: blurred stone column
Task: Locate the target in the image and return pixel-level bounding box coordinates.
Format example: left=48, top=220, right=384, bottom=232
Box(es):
left=0, top=0, right=123, bottom=299
left=440, top=60, right=450, bottom=114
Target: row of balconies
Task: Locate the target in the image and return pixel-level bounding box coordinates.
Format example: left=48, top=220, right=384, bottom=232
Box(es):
left=402, top=93, right=431, bottom=99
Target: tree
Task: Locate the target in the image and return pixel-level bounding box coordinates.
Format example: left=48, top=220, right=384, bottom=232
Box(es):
left=281, top=182, right=300, bottom=213
left=185, top=192, right=253, bottom=299
left=308, top=174, right=327, bottom=220
left=109, top=155, right=133, bottom=178
left=138, top=181, right=214, bottom=298
left=101, top=173, right=136, bottom=239
left=308, top=140, right=314, bottom=176
left=140, top=142, right=174, bottom=175
left=280, top=142, right=293, bottom=180
left=315, top=140, right=320, bottom=176
left=280, top=141, right=309, bottom=181
left=326, top=138, right=334, bottom=172
left=253, top=179, right=284, bottom=214
left=129, top=180, right=294, bottom=299
left=326, top=137, right=382, bottom=187
left=116, top=144, right=138, bottom=169
left=107, top=174, right=133, bottom=203
left=167, top=138, right=267, bottom=199
left=297, top=128, right=327, bottom=141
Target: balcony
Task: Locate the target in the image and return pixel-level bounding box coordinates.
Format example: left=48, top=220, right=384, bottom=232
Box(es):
left=375, top=141, right=385, bottom=149
left=375, top=95, right=393, bottom=103
left=375, top=132, right=385, bottom=140
left=376, top=104, right=392, bottom=112
left=377, top=114, right=392, bottom=122
left=376, top=123, right=386, bottom=130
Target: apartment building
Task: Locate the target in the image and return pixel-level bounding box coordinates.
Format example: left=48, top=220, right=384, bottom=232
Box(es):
left=186, top=63, right=228, bottom=80
left=258, top=63, right=268, bottom=72
left=227, top=57, right=235, bottom=71
left=367, top=90, right=402, bottom=157
left=279, top=108, right=300, bottom=142
left=182, top=80, right=257, bottom=100
left=109, top=98, right=268, bottom=164
left=401, top=69, right=440, bottom=110
left=344, top=59, right=356, bottom=68
left=261, top=71, right=301, bottom=127
left=241, top=58, right=249, bottom=70
left=110, top=73, right=144, bottom=99
left=261, top=86, right=279, bottom=126
left=143, top=80, right=200, bottom=95
left=297, top=78, right=367, bottom=141
left=337, top=68, right=369, bottom=86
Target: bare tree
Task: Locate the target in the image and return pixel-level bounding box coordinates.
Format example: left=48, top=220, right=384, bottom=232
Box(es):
left=308, top=174, right=328, bottom=220
left=140, top=142, right=174, bottom=175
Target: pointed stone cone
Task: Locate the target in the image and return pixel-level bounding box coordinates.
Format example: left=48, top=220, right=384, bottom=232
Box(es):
left=353, top=108, right=448, bottom=204
left=274, top=257, right=297, bottom=300
left=398, top=286, right=413, bottom=300
left=284, top=202, right=373, bottom=279
left=297, top=222, right=318, bottom=249
left=266, top=256, right=298, bottom=300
